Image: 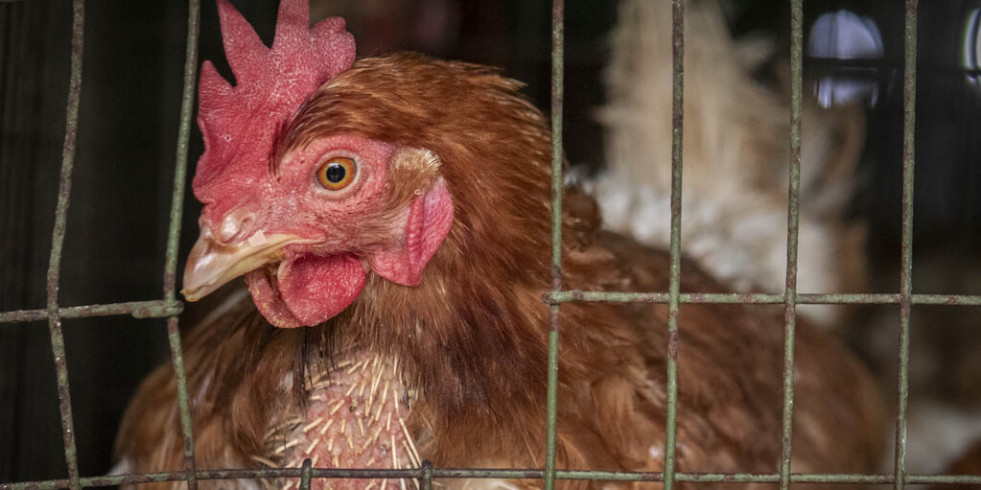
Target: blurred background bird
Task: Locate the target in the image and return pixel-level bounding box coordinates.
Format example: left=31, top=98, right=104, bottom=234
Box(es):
left=590, top=0, right=868, bottom=328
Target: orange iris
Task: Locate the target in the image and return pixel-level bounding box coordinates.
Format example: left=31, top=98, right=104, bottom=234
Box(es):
left=316, top=157, right=357, bottom=190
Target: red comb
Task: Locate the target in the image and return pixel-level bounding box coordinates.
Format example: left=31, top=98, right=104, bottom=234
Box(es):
left=193, top=0, right=355, bottom=213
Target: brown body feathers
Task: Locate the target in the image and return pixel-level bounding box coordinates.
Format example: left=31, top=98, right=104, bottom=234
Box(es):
left=116, top=54, right=883, bottom=489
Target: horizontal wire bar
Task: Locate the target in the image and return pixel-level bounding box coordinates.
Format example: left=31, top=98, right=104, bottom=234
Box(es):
left=545, top=291, right=981, bottom=306
left=0, top=300, right=183, bottom=323
left=4, top=291, right=976, bottom=325
left=5, top=470, right=981, bottom=490
left=6, top=290, right=979, bottom=324
left=4, top=291, right=977, bottom=326
left=910, top=294, right=981, bottom=305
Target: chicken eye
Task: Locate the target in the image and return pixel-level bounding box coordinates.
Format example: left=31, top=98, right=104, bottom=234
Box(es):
left=316, top=157, right=357, bottom=190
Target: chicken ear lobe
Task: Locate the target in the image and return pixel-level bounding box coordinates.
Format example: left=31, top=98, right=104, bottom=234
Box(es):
left=370, top=178, right=454, bottom=286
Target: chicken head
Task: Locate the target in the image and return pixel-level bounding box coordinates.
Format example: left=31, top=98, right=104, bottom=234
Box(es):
left=181, top=0, right=454, bottom=328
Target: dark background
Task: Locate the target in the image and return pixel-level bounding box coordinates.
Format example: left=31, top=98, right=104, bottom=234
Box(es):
left=2, top=0, right=980, bottom=484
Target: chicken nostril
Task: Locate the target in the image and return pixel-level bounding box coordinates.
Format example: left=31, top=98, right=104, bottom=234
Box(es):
left=216, top=209, right=257, bottom=243
left=216, top=219, right=240, bottom=243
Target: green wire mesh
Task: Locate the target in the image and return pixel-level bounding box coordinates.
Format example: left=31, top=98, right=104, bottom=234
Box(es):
left=4, top=0, right=981, bottom=489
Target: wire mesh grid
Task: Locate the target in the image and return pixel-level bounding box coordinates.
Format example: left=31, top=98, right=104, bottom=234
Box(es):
left=2, top=0, right=981, bottom=489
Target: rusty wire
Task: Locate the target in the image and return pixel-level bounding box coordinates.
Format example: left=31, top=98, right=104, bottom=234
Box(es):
left=42, top=0, right=86, bottom=488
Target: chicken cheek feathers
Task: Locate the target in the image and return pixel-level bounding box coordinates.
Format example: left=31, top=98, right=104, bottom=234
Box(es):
left=248, top=254, right=366, bottom=328
left=370, top=178, right=454, bottom=286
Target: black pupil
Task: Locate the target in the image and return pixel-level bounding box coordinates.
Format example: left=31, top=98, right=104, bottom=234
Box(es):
left=325, top=163, right=346, bottom=184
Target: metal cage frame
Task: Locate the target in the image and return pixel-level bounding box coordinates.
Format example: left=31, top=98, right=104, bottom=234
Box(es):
left=3, top=0, right=981, bottom=489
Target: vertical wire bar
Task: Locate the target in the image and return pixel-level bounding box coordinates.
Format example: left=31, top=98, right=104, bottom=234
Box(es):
left=165, top=1, right=199, bottom=304
left=44, top=1, right=85, bottom=488
left=161, top=0, right=201, bottom=487
left=299, top=459, right=313, bottom=490
left=779, top=1, right=804, bottom=489
left=421, top=460, right=434, bottom=490
left=895, top=2, right=918, bottom=489
left=662, top=1, right=685, bottom=490
left=545, top=0, right=565, bottom=490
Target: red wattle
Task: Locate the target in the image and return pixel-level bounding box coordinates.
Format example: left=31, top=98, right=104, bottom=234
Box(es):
left=246, top=254, right=366, bottom=328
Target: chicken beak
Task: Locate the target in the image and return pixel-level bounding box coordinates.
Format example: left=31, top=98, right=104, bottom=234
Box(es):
left=181, top=227, right=312, bottom=302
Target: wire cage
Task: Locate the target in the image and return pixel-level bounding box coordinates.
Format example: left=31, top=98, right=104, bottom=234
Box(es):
left=2, top=0, right=981, bottom=489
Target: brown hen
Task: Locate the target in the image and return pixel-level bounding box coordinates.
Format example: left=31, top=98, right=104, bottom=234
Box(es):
left=115, top=1, right=884, bottom=489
